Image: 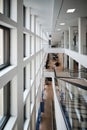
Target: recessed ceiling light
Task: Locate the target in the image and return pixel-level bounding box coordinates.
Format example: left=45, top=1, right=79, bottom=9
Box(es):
left=60, top=23, right=65, bottom=25
left=57, top=29, right=61, bottom=31
left=67, top=9, right=76, bottom=13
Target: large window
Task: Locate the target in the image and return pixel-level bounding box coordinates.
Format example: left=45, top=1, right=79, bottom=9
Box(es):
left=24, top=104, right=26, bottom=123
left=0, top=26, right=10, bottom=70
left=0, top=0, right=10, bottom=17
left=23, top=5, right=26, bottom=27
left=23, top=34, right=26, bottom=57
left=23, top=67, right=26, bottom=91
left=0, top=82, right=10, bottom=130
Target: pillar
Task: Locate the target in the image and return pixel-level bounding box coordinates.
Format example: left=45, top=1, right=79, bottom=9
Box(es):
left=78, top=17, right=87, bottom=54
left=69, top=26, right=74, bottom=50
left=64, top=30, right=68, bottom=48
left=69, top=57, right=73, bottom=70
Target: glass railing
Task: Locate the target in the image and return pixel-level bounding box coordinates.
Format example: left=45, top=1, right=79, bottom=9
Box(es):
left=69, top=68, right=87, bottom=79
left=71, top=44, right=78, bottom=52
left=55, top=79, right=87, bottom=130
left=83, top=45, right=87, bottom=55
left=59, top=68, right=87, bottom=80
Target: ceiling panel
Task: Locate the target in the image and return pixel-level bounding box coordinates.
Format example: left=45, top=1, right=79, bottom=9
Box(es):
left=24, top=0, right=87, bottom=43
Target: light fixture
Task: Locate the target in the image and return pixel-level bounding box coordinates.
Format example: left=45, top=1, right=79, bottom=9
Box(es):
left=67, top=9, right=76, bottom=13
left=57, top=28, right=61, bottom=31
left=60, top=23, right=65, bottom=25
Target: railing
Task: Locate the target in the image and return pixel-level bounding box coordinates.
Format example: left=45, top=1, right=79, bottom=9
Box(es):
left=55, top=78, right=87, bottom=130
left=71, top=44, right=78, bottom=52
left=83, top=45, right=87, bottom=55
left=69, top=68, right=87, bottom=79
left=52, top=101, right=56, bottom=130
left=51, top=44, right=64, bottom=48
left=63, top=68, right=87, bottom=80
left=56, top=93, right=71, bottom=130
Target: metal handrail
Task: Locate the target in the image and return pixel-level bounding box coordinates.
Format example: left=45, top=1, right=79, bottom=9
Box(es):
left=55, top=89, right=71, bottom=130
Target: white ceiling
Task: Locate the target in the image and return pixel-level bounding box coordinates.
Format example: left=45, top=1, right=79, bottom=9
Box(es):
left=24, top=0, right=87, bottom=43
left=24, top=0, right=54, bottom=33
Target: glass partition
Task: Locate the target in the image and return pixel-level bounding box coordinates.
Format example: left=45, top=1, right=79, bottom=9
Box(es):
left=56, top=79, right=87, bottom=130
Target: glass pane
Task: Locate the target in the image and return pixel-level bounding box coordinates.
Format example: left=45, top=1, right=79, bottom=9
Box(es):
left=23, top=67, right=26, bottom=90
left=0, top=0, right=3, bottom=13
left=57, top=79, right=87, bottom=130
left=0, top=88, right=4, bottom=121
left=0, top=29, right=4, bottom=65
left=0, top=82, right=10, bottom=129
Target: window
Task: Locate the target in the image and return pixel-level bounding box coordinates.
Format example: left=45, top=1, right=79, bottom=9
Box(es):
left=24, top=104, right=26, bottom=123
left=23, top=67, right=26, bottom=91
left=0, top=0, right=10, bottom=17
left=23, top=34, right=26, bottom=57
left=23, top=6, right=26, bottom=27
left=0, top=26, right=10, bottom=70
left=0, top=82, right=10, bottom=130
left=0, top=0, right=3, bottom=13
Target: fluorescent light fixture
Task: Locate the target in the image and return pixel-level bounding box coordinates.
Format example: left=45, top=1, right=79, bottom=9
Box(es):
left=57, top=28, right=61, bottom=31
left=60, top=23, right=65, bottom=25
left=67, top=9, right=76, bottom=13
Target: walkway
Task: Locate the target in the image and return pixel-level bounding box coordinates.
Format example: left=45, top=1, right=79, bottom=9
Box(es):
left=56, top=71, right=87, bottom=89
left=39, top=82, right=53, bottom=130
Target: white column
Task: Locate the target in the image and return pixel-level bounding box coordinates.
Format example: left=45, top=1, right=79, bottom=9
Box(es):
left=69, top=57, right=73, bottom=70
left=24, top=6, right=31, bottom=29
left=64, top=54, right=67, bottom=69
left=64, top=30, right=68, bottom=48
left=61, top=34, right=64, bottom=47
left=17, top=0, right=24, bottom=129
left=0, top=89, right=4, bottom=117
left=78, top=17, right=87, bottom=54
left=69, top=27, right=74, bottom=50
left=34, top=15, right=37, bottom=127
left=0, top=29, right=4, bottom=64
left=31, top=14, right=34, bottom=33
left=78, top=63, right=81, bottom=78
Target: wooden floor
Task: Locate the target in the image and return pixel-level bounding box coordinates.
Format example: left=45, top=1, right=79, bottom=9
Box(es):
left=39, top=83, right=53, bottom=130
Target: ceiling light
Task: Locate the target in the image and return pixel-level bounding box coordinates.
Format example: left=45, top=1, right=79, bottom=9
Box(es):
left=57, top=29, right=61, bottom=31
left=60, top=23, right=65, bottom=25
left=67, top=9, right=76, bottom=13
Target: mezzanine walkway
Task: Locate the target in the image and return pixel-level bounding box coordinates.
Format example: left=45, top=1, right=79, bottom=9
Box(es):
left=39, top=82, right=53, bottom=130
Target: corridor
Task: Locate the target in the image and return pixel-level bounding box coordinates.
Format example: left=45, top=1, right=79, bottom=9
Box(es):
left=39, top=81, right=53, bottom=130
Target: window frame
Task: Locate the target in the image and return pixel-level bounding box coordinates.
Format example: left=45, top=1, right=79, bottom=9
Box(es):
left=0, top=25, right=10, bottom=70
left=23, top=34, right=26, bottom=57
left=0, top=0, right=10, bottom=17
left=23, top=67, right=26, bottom=91
left=0, top=82, right=10, bottom=130
left=23, top=5, right=26, bottom=27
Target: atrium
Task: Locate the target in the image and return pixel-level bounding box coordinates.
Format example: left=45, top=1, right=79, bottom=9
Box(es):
left=0, top=0, right=87, bottom=130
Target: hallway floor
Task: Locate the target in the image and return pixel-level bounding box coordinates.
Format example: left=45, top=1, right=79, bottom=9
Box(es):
left=39, top=82, right=53, bottom=130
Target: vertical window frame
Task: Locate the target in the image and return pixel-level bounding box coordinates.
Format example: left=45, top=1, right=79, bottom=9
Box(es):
left=0, top=82, right=10, bottom=130
left=0, top=0, right=10, bottom=17
left=23, top=5, right=26, bottom=27
left=23, top=67, right=26, bottom=91
left=0, top=25, right=10, bottom=70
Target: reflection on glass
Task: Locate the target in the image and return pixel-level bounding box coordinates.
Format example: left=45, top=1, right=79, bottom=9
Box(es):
left=0, top=0, right=3, bottom=13
left=56, top=79, right=87, bottom=130
left=0, top=88, right=4, bottom=121
left=0, top=29, right=4, bottom=65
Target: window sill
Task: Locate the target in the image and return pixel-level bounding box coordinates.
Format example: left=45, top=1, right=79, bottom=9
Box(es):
left=4, top=117, right=17, bottom=130
left=24, top=119, right=30, bottom=130
left=0, top=65, right=17, bottom=77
